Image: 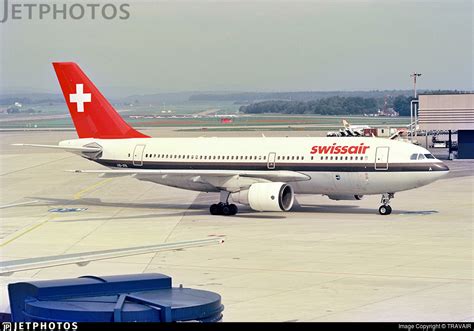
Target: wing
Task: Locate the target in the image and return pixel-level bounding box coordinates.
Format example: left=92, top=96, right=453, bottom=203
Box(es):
left=0, top=238, right=223, bottom=275
left=68, top=169, right=311, bottom=191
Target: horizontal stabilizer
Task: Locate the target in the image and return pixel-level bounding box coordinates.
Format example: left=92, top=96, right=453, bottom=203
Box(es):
left=12, top=144, right=102, bottom=153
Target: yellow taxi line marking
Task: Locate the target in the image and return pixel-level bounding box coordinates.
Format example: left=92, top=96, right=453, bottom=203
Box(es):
left=0, top=215, right=55, bottom=247
left=0, top=177, right=113, bottom=247
left=73, top=178, right=112, bottom=200
left=0, top=200, right=39, bottom=209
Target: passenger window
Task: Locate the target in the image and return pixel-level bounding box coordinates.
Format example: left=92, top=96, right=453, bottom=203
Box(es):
left=320, top=156, right=323, bottom=160
left=330, top=156, right=333, bottom=160
left=301, top=156, right=304, bottom=160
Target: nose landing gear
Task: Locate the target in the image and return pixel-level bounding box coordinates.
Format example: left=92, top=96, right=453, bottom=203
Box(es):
left=379, top=193, right=394, bottom=215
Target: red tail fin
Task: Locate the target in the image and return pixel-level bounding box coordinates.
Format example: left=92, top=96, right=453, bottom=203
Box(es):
left=53, top=62, right=149, bottom=139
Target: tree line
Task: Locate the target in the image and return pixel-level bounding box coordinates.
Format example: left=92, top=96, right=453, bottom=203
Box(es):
left=239, top=97, right=381, bottom=116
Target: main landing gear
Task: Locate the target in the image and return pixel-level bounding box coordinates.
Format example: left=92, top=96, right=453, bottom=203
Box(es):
left=210, top=191, right=238, bottom=216
left=379, top=193, right=394, bottom=215
left=210, top=202, right=238, bottom=216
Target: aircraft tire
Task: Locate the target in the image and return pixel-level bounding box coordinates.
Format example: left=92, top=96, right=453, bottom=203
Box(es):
left=229, top=204, right=238, bottom=215
left=379, top=205, right=392, bottom=215
left=210, top=204, right=221, bottom=215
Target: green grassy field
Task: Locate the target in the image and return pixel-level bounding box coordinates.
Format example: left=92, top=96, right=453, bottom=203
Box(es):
left=0, top=101, right=410, bottom=129
left=0, top=115, right=410, bottom=129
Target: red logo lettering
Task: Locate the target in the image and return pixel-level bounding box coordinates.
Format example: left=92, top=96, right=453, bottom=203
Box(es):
left=310, top=143, right=370, bottom=154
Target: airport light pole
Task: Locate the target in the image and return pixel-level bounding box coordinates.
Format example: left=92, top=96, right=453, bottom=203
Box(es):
left=410, top=72, right=422, bottom=98
left=409, top=72, right=422, bottom=142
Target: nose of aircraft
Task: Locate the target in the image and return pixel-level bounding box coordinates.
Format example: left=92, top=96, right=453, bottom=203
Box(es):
left=433, top=162, right=450, bottom=172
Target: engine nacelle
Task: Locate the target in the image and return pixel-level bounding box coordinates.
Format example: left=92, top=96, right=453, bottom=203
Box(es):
left=231, top=182, right=294, bottom=212
left=327, top=194, right=364, bottom=201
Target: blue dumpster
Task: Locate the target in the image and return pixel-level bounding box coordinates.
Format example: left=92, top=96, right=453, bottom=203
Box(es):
left=8, top=273, right=223, bottom=322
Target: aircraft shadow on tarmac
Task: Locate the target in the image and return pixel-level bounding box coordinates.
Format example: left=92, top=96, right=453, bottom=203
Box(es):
left=26, top=196, right=287, bottom=221
left=293, top=204, right=438, bottom=216
left=26, top=196, right=438, bottom=221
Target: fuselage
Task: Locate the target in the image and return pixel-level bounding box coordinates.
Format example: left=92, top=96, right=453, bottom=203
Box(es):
left=59, top=136, right=449, bottom=196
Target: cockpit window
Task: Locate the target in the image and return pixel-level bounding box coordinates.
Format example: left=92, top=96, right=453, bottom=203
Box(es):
left=411, top=153, right=435, bottom=160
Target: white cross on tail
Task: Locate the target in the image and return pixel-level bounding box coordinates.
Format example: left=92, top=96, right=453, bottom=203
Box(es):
left=69, top=84, right=91, bottom=113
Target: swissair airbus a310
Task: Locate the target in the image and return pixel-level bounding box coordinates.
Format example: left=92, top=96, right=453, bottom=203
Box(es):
left=15, top=63, right=449, bottom=216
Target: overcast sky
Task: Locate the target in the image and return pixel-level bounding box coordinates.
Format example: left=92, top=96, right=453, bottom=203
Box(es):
left=1, top=0, right=472, bottom=96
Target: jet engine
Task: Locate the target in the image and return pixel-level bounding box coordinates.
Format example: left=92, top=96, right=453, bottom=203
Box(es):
left=231, top=182, right=294, bottom=212
left=326, top=194, right=364, bottom=201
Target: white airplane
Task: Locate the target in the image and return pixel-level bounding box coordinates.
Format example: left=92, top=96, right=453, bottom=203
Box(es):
left=326, top=119, right=371, bottom=137
left=342, top=119, right=371, bottom=135
left=14, top=63, right=449, bottom=216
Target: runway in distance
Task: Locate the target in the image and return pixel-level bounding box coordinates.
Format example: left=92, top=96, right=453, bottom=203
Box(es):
left=14, top=63, right=449, bottom=216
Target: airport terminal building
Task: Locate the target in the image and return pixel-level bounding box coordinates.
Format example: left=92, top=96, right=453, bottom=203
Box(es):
left=418, top=93, right=474, bottom=159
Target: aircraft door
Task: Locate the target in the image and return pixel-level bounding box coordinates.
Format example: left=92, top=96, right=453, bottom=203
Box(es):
left=375, top=146, right=389, bottom=170
left=133, top=144, right=146, bottom=166
left=267, top=152, right=276, bottom=169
